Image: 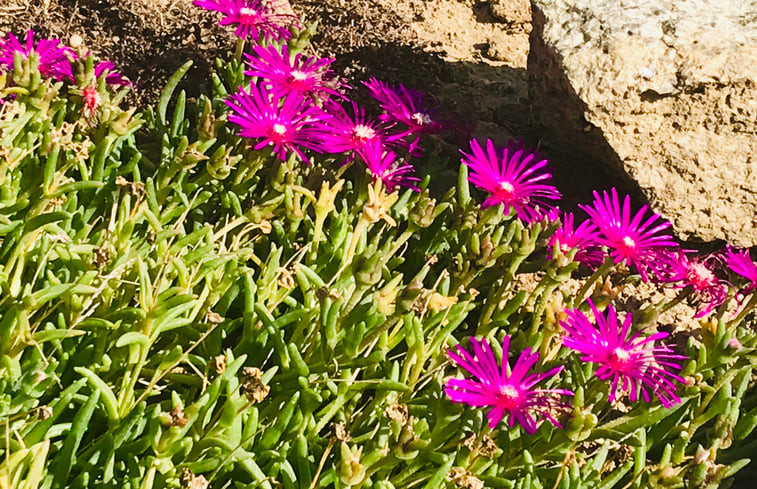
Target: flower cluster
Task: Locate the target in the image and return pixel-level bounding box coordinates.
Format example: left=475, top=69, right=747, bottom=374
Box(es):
left=209, top=2, right=449, bottom=191
left=0, top=30, right=131, bottom=115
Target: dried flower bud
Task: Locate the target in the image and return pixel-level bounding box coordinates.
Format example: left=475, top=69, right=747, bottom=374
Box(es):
left=448, top=467, right=483, bottom=489
left=334, top=422, right=351, bottom=442
left=205, top=312, right=224, bottom=324
left=240, top=367, right=270, bottom=403
left=384, top=403, right=408, bottom=425
left=169, top=406, right=188, bottom=427
left=214, top=355, right=227, bottom=374
left=278, top=268, right=295, bottom=289
left=36, top=405, right=53, bottom=420
left=180, top=468, right=209, bottom=489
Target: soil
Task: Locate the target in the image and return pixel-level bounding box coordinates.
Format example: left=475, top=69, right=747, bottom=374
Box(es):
left=0, top=0, right=690, bottom=229
left=0, top=0, right=538, bottom=179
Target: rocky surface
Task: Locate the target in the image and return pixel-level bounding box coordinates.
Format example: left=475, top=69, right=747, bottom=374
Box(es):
left=529, top=0, right=757, bottom=245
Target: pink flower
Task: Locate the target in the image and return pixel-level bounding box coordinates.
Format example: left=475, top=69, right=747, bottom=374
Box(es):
left=320, top=101, right=391, bottom=165
left=193, top=0, right=299, bottom=41
left=244, top=44, right=345, bottom=100
left=364, top=77, right=442, bottom=151
left=579, top=188, right=677, bottom=281
left=356, top=141, right=420, bottom=192
left=0, top=30, right=74, bottom=82
left=225, top=83, right=329, bottom=163
left=560, top=300, right=687, bottom=408
left=94, top=61, right=132, bottom=87
left=650, top=250, right=729, bottom=317
left=548, top=211, right=604, bottom=267
left=724, top=247, right=757, bottom=294
left=460, top=138, right=561, bottom=223
left=445, top=335, right=573, bottom=434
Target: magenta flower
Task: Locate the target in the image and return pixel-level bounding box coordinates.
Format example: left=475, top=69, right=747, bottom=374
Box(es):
left=579, top=188, right=677, bottom=280
left=319, top=101, right=391, bottom=164
left=651, top=250, right=729, bottom=317
left=225, top=83, right=328, bottom=162
left=357, top=141, right=420, bottom=192
left=724, top=247, right=757, bottom=294
left=193, top=0, right=299, bottom=41
left=460, top=138, right=561, bottom=223
left=364, top=77, right=442, bottom=143
left=0, top=30, right=74, bottom=82
left=244, top=44, right=345, bottom=100
left=561, top=300, right=687, bottom=408
left=548, top=212, right=604, bottom=267
left=445, top=336, right=573, bottom=434
left=94, top=61, right=132, bottom=87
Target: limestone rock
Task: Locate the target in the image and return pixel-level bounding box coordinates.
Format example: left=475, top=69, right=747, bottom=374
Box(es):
left=529, top=0, right=757, bottom=245
left=490, top=0, right=531, bottom=25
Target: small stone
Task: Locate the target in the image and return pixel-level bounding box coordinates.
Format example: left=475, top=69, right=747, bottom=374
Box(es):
left=69, top=34, right=83, bottom=48
left=489, top=0, right=531, bottom=24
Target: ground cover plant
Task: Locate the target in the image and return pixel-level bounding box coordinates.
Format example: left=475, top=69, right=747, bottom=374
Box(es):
left=1, top=2, right=757, bottom=488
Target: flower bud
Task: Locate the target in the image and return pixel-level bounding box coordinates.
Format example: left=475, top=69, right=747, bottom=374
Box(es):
left=354, top=251, right=382, bottom=285
left=198, top=98, right=218, bottom=141
left=409, top=191, right=436, bottom=228
left=338, top=442, right=366, bottom=486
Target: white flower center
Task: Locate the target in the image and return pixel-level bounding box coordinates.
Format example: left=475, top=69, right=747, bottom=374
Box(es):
left=272, top=123, right=287, bottom=135
left=613, top=347, right=630, bottom=362
left=622, top=236, right=635, bottom=248
left=239, top=7, right=257, bottom=16
left=687, top=262, right=715, bottom=288
left=352, top=124, right=376, bottom=140
left=411, top=112, right=432, bottom=125
left=290, top=70, right=308, bottom=81
left=500, top=181, right=514, bottom=193
left=499, top=384, right=519, bottom=400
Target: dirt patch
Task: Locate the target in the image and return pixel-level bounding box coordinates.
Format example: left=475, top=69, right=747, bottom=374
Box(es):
left=0, top=0, right=618, bottom=208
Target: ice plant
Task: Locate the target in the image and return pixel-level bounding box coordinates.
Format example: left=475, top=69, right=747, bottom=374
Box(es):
left=356, top=141, right=419, bottom=192
left=364, top=77, right=441, bottom=144
left=460, top=138, right=561, bottom=223
left=244, top=44, right=344, bottom=100
left=579, top=188, right=677, bottom=280
left=94, top=61, right=132, bottom=87
left=651, top=250, right=729, bottom=317
left=192, top=0, right=299, bottom=41
left=445, top=335, right=573, bottom=434
left=320, top=101, right=389, bottom=164
left=0, top=30, right=74, bottom=81
left=225, top=83, right=328, bottom=162
left=80, top=84, right=102, bottom=118
left=548, top=211, right=604, bottom=267
left=560, top=300, right=686, bottom=408
left=724, top=246, right=757, bottom=294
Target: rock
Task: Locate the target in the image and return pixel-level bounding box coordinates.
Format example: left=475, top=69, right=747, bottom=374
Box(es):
left=489, top=0, right=531, bottom=24
left=528, top=0, right=757, bottom=245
